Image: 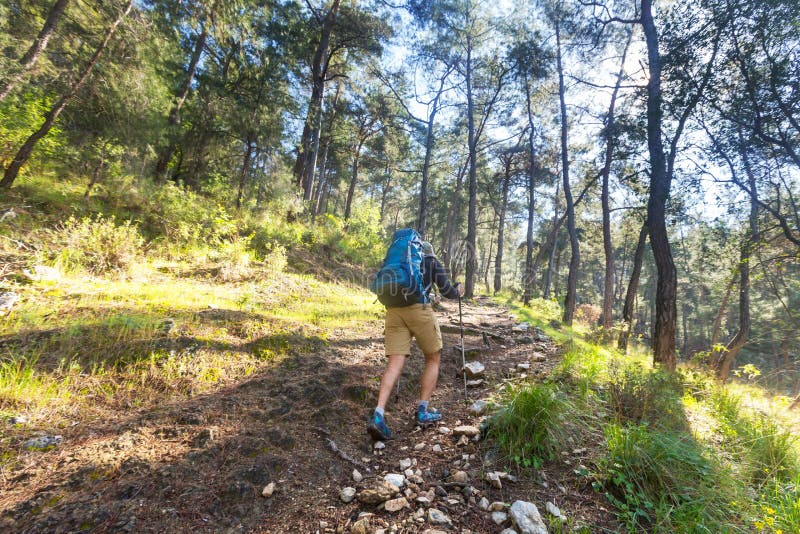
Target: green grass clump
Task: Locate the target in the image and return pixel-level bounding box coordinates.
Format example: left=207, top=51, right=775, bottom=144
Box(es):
left=486, top=381, right=568, bottom=469
left=607, top=362, right=686, bottom=430
left=49, top=214, right=144, bottom=274
left=599, top=423, right=737, bottom=532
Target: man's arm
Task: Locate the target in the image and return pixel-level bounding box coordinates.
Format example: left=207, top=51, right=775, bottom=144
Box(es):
left=430, top=258, right=462, bottom=299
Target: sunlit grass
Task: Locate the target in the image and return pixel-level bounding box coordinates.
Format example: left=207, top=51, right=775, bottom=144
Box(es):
left=489, top=295, right=800, bottom=533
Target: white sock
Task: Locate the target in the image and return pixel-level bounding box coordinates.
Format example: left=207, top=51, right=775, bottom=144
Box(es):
left=374, top=407, right=384, bottom=417
left=417, top=400, right=429, bottom=412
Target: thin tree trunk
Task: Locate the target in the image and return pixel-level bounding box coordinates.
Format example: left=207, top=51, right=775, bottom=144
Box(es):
left=0, top=0, right=71, bottom=102
left=465, top=32, right=479, bottom=298
left=344, top=141, right=363, bottom=221
left=418, top=91, right=442, bottom=237
left=1, top=0, right=133, bottom=189
left=442, top=156, right=469, bottom=277
left=601, top=29, right=632, bottom=331
left=555, top=19, right=579, bottom=325
left=715, top=139, right=759, bottom=381
left=522, top=73, right=537, bottom=306
left=618, top=222, right=648, bottom=351
left=642, top=0, right=677, bottom=370
left=154, top=28, right=207, bottom=180
left=494, top=158, right=511, bottom=294
left=236, top=132, right=255, bottom=209
left=84, top=150, right=106, bottom=199
left=710, top=273, right=736, bottom=348
left=297, top=0, right=342, bottom=199
left=484, top=217, right=496, bottom=293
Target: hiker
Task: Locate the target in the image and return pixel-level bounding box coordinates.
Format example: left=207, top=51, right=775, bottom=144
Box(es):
left=368, top=232, right=464, bottom=441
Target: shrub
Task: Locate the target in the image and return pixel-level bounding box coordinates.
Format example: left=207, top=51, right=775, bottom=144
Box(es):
left=525, top=297, right=562, bottom=323
left=51, top=215, right=143, bottom=274
left=486, top=382, right=567, bottom=469
left=575, top=304, right=602, bottom=325
left=264, top=245, right=287, bottom=278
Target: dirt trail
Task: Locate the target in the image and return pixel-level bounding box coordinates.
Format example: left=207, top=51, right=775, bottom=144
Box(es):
left=1, top=298, right=614, bottom=533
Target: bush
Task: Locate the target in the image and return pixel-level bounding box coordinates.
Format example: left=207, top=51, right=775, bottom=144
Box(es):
left=575, top=304, right=602, bottom=325
left=51, top=215, right=143, bottom=274
left=486, top=382, right=567, bottom=469
left=525, top=297, right=562, bottom=323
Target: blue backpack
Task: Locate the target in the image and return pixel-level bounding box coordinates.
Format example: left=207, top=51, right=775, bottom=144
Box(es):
left=370, top=228, right=430, bottom=307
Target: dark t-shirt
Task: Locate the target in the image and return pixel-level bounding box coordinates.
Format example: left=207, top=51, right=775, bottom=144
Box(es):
left=422, top=255, right=460, bottom=300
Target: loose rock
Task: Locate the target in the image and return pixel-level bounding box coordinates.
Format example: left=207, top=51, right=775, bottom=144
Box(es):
left=374, top=441, right=386, bottom=450
left=358, top=480, right=398, bottom=504
left=352, top=469, right=363, bottom=483
left=509, top=500, right=548, bottom=534
left=399, top=458, right=413, bottom=470
left=384, top=497, right=408, bottom=512
left=486, top=472, right=502, bottom=489
left=491, top=511, right=509, bottom=525
left=432, top=444, right=443, bottom=453
left=546, top=501, right=566, bottom=521
left=438, top=427, right=452, bottom=435
left=427, top=508, right=452, bottom=526
left=469, top=400, right=488, bottom=416
left=350, top=517, right=370, bottom=534
left=261, top=482, right=276, bottom=498
left=340, top=487, right=356, bottom=503
left=23, top=435, right=62, bottom=450
left=490, top=501, right=505, bottom=512
left=463, top=361, right=485, bottom=378
left=457, top=435, right=470, bottom=446
left=448, top=470, right=469, bottom=484
left=384, top=473, right=405, bottom=488
left=478, top=497, right=490, bottom=510
left=452, top=425, right=480, bottom=437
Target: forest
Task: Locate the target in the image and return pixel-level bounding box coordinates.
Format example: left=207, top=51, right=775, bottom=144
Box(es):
left=1, top=0, right=799, bottom=532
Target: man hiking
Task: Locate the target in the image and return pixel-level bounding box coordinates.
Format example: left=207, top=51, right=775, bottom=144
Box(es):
left=368, top=233, right=464, bottom=441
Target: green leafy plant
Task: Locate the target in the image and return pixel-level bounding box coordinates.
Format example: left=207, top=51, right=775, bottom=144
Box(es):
left=50, top=215, right=144, bottom=274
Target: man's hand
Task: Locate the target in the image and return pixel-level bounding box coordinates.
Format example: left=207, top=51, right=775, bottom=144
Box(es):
left=457, top=283, right=465, bottom=297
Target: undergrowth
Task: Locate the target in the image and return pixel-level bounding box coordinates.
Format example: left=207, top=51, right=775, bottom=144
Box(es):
left=488, top=299, right=800, bottom=533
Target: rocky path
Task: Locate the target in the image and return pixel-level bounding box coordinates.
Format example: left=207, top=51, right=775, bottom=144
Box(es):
left=1, top=298, right=615, bottom=533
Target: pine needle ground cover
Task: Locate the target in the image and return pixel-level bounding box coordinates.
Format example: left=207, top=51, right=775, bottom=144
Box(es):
left=488, top=298, right=800, bottom=533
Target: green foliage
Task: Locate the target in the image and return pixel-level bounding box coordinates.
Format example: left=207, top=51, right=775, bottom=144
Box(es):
left=486, top=382, right=567, bottom=469
left=598, top=423, right=735, bottom=532
left=0, top=91, right=66, bottom=166
left=50, top=215, right=143, bottom=274
left=209, top=236, right=254, bottom=282
left=607, top=362, right=685, bottom=430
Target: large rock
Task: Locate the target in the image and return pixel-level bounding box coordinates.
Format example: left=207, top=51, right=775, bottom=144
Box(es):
left=509, top=501, right=548, bottom=534
left=469, top=400, right=488, bottom=416
left=358, top=480, right=398, bottom=504
left=447, top=470, right=469, bottom=485
left=463, top=361, right=485, bottom=378
left=492, top=511, right=509, bottom=525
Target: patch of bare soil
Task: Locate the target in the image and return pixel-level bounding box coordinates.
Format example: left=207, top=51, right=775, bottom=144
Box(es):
left=1, top=298, right=617, bottom=533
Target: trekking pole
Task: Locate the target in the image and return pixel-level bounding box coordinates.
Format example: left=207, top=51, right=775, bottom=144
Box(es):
left=459, top=294, right=468, bottom=402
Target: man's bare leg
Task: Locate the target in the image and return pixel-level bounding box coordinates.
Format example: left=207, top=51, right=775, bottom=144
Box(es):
left=419, top=350, right=441, bottom=402
left=376, top=354, right=407, bottom=410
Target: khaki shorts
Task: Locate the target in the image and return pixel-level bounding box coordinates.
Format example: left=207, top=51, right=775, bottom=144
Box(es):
left=384, top=304, right=443, bottom=356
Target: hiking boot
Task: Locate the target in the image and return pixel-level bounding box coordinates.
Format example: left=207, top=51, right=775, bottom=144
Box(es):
left=415, top=406, right=442, bottom=425
left=367, top=411, right=393, bottom=441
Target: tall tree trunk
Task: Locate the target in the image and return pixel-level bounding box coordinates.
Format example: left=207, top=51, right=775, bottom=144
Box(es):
left=601, top=29, right=632, bottom=331
left=1, top=0, right=133, bottom=189
left=379, top=165, right=392, bottom=220
left=618, top=222, right=648, bottom=351
left=642, top=0, right=677, bottom=370
left=0, top=0, right=71, bottom=102
left=236, top=132, right=255, bottom=209
left=710, top=273, right=736, bottom=348
left=555, top=20, right=579, bottom=325
left=484, top=216, right=496, bottom=293
left=464, top=32, right=479, bottom=298
left=296, top=0, right=342, bottom=198
left=154, top=28, right=207, bottom=180
left=417, top=91, right=443, bottom=237
left=442, top=156, right=469, bottom=278
left=494, top=160, right=511, bottom=294
left=715, top=140, right=759, bottom=381
left=344, top=140, right=363, bottom=221
left=522, top=73, right=537, bottom=306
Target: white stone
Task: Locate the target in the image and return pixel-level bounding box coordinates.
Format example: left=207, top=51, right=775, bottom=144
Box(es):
left=457, top=435, right=469, bottom=446
left=509, top=501, right=548, bottom=534
left=463, top=361, right=485, bottom=378
left=478, top=497, right=490, bottom=511
left=438, top=427, right=452, bottom=435
left=374, top=441, right=386, bottom=450
left=432, top=444, right=443, bottom=453
left=469, top=400, right=488, bottom=416
left=261, top=482, right=276, bottom=497
left=384, top=473, right=405, bottom=488
left=340, top=487, right=356, bottom=503
left=399, top=458, right=413, bottom=470
left=384, top=497, right=408, bottom=512
left=546, top=501, right=565, bottom=520
left=486, top=472, right=502, bottom=489
left=414, top=442, right=426, bottom=451
left=491, top=511, right=509, bottom=525
left=352, top=469, right=363, bottom=483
